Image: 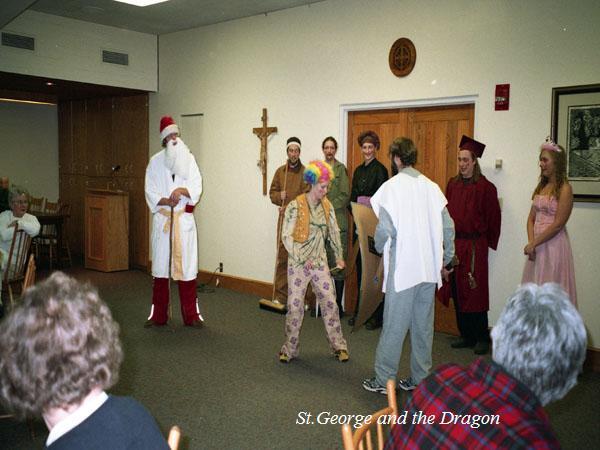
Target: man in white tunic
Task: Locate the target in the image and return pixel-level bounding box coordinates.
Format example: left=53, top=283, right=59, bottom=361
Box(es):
left=144, top=116, right=204, bottom=327
left=362, top=137, right=455, bottom=394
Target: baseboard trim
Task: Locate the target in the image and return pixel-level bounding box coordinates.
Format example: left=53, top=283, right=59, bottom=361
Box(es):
left=197, top=270, right=272, bottom=299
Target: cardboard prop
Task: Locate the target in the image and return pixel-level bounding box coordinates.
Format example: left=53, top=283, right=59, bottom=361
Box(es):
left=350, top=202, right=384, bottom=331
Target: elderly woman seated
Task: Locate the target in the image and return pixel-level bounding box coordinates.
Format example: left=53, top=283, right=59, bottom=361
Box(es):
left=0, top=185, right=41, bottom=261
left=0, top=186, right=41, bottom=313
left=0, top=272, right=169, bottom=449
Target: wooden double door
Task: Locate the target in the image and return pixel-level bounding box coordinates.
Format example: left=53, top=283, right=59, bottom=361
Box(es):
left=345, top=103, right=474, bottom=335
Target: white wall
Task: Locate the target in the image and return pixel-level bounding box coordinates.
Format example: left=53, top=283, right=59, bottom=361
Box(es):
left=1, top=10, right=157, bottom=91
left=0, top=101, right=58, bottom=201
left=151, top=0, right=600, bottom=345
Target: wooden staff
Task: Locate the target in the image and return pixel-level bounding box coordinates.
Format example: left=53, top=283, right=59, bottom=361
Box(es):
left=270, top=163, right=289, bottom=302
left=168, top=205, right=174, bottom=320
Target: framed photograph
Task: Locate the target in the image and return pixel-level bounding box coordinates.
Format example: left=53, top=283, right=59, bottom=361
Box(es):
left=551, top=83, right=600, bottom=202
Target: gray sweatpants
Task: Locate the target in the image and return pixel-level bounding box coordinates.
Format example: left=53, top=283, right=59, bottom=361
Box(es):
left=374, top=281, right=435, bottom=386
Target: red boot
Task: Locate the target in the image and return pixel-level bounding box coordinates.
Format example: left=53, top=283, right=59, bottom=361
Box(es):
left=178, top=279, right=204, bottom=326
left=147, top=277, right=169, bottom=325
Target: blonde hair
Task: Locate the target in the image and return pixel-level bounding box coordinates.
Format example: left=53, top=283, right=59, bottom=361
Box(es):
left=532, top=146, right=568, bottom=199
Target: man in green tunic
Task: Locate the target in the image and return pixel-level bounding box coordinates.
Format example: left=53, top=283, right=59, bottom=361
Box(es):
left=321, top=137, right=350, bottom=316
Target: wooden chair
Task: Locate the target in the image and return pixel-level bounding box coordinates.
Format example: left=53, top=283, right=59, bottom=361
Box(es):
left=168, top=425, right=181, bottom=450
left=35, top=200, right=62, bottom=270
left=341, top=379, right=398, bottom=450
left=22, top=254, right=36, bottom=293
left=2, top=228, right=33, bottom=309
left=28, top=196, right=45, bottom=213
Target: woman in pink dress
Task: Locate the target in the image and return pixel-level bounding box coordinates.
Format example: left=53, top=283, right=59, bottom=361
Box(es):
left=522, top=138, right=577, bottom=306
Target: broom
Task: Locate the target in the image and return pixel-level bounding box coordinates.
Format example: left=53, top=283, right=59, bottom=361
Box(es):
left=259, top=163, right=288, bottom=314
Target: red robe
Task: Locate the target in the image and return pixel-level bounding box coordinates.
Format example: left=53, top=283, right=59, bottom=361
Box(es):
left=439, top=175, right=501, bottom=312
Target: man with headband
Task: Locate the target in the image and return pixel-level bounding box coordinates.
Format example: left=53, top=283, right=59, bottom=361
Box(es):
left=268, top=137, right=310, bottom=306
left=144, top=115, right=204, bottom=328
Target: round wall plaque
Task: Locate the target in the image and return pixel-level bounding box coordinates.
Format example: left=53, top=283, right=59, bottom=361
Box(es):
left=389, top=38, right=416, bottom=77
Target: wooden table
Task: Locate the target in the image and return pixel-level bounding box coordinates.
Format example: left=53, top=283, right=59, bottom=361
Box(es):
left=32, top=212, right=68, bottom=269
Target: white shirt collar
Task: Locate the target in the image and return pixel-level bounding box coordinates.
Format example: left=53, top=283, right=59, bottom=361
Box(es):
left=46, top=391, right=109, bottom=446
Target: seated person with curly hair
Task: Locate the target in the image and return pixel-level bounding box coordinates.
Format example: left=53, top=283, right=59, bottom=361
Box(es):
left=0, top=272, right=168, bottom=449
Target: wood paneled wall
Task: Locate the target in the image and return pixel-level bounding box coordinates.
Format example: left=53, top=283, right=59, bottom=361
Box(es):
left=58, top=94, right=149, bottom=269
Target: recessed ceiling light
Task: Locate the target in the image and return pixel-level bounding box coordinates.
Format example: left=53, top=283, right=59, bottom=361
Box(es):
left=46, top=81, right=54, bottom=86
left=113, top=0, right=170, bottom=6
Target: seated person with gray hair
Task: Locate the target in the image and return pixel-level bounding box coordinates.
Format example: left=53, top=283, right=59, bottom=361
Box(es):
left=0, top=185, right=41, bottom=260
left=386, top=282, right=586, bottom=449
left=0, top=272, right=169, bottom=449
left=0, top=185, right=41, bottom=316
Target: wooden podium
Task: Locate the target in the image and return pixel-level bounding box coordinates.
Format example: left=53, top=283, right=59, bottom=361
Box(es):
left=85, top=189, right=129, bottom=272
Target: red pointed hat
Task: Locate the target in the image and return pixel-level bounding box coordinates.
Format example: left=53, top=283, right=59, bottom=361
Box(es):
left=160, top=115, right=179, bottom=141
left=459, top=135, right=485, bottom=158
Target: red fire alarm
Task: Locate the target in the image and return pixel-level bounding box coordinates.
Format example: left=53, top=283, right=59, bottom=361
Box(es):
left=495, top=84, right=510, bottom=111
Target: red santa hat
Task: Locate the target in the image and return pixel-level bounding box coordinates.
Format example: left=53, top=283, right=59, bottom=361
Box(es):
left=160, top=115, right=179, bottom=141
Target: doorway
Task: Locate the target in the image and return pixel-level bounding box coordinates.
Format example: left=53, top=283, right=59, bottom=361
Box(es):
left=344, top=102, right=475, bottom=335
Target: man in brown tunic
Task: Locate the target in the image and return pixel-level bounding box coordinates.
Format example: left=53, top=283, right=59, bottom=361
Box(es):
left=269, top=137, right=309, bottom=304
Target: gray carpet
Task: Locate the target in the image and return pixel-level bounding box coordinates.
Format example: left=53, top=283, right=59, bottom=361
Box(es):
left=1, top=268, right=599, bottom=449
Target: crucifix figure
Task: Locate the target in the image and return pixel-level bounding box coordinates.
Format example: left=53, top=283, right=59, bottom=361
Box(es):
left=253, top=108, right=278, bottom=195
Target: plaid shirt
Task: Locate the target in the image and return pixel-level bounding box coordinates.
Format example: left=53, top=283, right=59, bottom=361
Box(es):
left=386, top=358, right=560, bottom=449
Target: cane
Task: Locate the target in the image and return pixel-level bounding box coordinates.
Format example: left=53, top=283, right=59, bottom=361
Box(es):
left=168, top=205, right=174, bottom=321
left=271, top=163, right=289, bottom=301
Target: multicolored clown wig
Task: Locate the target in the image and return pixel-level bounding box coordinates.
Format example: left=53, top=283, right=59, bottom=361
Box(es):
left=304, top=160, right=333, bottom=185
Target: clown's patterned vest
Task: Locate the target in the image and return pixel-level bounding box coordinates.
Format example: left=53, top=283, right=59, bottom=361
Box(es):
left=292, top=194, right=332, bottom=243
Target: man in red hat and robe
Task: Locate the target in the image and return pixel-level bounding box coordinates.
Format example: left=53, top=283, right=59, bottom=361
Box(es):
left=439, top=135, right=501, bottom=354
left=144, top=115, right=204, bottom=327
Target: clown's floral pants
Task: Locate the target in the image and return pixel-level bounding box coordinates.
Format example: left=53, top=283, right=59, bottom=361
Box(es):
left=280, top=264, right=347, bottom=359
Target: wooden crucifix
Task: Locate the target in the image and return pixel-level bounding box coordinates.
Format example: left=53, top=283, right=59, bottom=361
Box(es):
left=253, top=108, right=278, bottom=195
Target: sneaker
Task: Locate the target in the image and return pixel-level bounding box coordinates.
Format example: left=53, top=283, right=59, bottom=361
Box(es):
left=279, top=353, right=290, bottom=363
left=335, top=349, right=349, bottom=362
left=143, top=319, right=166, bottom=328
left=362, top=377, right=387, bottom=395
left=397, top=378, right=418, bottom=391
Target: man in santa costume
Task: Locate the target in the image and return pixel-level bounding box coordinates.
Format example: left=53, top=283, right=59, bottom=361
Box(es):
left=144, top=115, right=204, bottom=327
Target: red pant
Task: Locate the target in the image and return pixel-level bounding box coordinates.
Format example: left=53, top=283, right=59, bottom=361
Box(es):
left=149, top=278, right=202, bottom=325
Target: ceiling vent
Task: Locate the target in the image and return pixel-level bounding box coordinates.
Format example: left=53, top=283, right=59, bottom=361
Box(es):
left=102, top=50, right=129, bottom=66
left=1, top=32, right=35, bottom=51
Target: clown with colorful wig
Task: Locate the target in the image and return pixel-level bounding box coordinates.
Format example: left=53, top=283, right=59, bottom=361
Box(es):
left=279, top=160, right=349, bottom=363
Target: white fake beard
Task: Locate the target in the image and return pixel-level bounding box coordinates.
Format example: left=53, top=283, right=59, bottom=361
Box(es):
left=165, top=137, right=190, bottom=179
